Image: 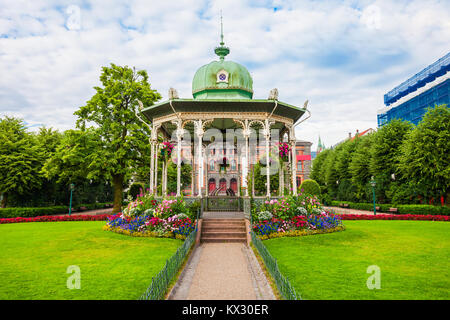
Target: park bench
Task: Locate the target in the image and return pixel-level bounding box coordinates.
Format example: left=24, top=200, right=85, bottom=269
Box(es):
left=388, top=207, right=398, bottom=213
left=339, top=203, right=349, bottom=208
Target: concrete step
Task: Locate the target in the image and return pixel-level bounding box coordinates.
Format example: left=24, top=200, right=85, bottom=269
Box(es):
left=203, top=218, right=245, bottom=223
left=202, top=226, right=246, bottom=232
left=200, top=218, right=248, bottom=244
left=201, top=231, right=247, bottom=238
left=202, top=220, right=245, bottom=225
left=202, top=223, right=245, bottom=229
left=201, top=237, right=247, bottom=243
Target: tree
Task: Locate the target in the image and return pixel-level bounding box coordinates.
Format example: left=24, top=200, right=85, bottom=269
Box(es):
left=398, top=105, right=450, bottom=204
left=253, top=162, right=279, bottom=195
left=349, top=134, right=374, bottom=202
left=167, top=162, right=192, bottom=194
left=323, top=145, right=342, bottom=198
left=42, top=128, right=104, bottom=183
left=311, top=149, right=330, bottom=187
left=0, top=117, right=43, bottom=207
left=74, top=64, right=161, bottom=213
left=299, top=179, right=321, bottom=196
left=369, top=119, right=413, bottom=203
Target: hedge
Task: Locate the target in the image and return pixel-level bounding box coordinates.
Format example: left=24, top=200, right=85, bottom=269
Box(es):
left=330, top=201, right=450, bottom=216
left=0, top=214, right=113, bottom=224
left=0, top=202, right=113, bottom=218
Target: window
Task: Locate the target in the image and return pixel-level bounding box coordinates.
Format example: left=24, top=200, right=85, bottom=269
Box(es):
left=210, top=160, right=215, bottom=170
left=231, top=160, right=236, bottom=170
left=297, top=161, right=303, bottom=171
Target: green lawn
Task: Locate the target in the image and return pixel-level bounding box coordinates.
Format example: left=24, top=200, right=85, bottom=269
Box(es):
left=0, top=221, right=182, bottom=300
left=264, top=221, right=450, bottom=300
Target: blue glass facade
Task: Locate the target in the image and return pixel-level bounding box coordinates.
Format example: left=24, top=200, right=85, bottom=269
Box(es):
left=378, top=52, right=450, bottom=127
left=378, top=79, right=449, bottom=126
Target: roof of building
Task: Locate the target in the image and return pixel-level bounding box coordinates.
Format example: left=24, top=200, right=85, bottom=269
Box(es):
left=192, top=15, right=253, bottom=100
left=384, top=52, right=450, bottom=106
left=350, top=128, right=375, bottom=140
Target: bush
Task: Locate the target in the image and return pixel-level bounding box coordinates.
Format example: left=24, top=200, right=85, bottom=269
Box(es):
left=0, top=202, right=113, bottom=218
left=330, top=201, right=450, bottom=215
left=128, top=182, right=145, bottom=200
left=300, top=179, right=321, bottom=196
left=186, top=200, right=201, bottom=219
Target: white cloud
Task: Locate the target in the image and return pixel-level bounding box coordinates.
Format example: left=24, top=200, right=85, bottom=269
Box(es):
left=0, top=0, right=449, bottom=148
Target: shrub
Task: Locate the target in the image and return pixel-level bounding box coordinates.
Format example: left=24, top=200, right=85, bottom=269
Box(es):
left=340, top=214, right=449, bottom=221
left=330, top=201, right=450, bottom=215
left=0, top=202, right=113, bottom=218
left=0, top=214, right=113, bottom=224
left=128, top=182, right=145, bottom=200
left=300, top=179, right=321, bottom=196
left=257, top=211, right=273, bottom=221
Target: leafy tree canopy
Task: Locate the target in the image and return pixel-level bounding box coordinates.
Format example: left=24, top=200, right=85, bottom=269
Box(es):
left=0, top=117, right=43, bottom=207
left=73, top=64, right=161, bottom=212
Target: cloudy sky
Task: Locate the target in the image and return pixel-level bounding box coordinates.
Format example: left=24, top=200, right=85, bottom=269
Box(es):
left=1, top=0, right=449, bottom=148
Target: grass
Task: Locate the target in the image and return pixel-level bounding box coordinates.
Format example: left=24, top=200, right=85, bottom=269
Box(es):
left=263, top=220, right=450, bottom=300
left=0, top=221, right=182, bottom=300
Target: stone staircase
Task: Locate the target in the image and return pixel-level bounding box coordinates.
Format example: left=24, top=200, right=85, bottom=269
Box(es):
left=201, top=218, right=247, bottom=243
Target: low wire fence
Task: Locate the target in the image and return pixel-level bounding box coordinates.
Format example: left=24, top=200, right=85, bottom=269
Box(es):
left=139, top=228, right=197, bottom=300
left=251, top=231, right=300, bottom=300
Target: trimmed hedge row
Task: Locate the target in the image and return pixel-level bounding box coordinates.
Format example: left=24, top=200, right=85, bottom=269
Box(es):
left=0, top=202, right=113, bottom=218
left=0, top=214, right=113, bottom=224
left=330, top=201, right=450, bottom=216
left=340, top=214, right=449, bottom=221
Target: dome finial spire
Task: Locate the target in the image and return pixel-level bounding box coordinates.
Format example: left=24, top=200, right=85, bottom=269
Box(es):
left=220, top=10, right=224, bottom=46
left=215, top=11, right=230, bottom=60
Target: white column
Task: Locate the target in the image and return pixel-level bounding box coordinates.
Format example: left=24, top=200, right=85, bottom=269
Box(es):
left=154, top=143, right=158, bottom=196
left=149, top=138, right=154, bottom=194
left=191, top=144, right=194, bottom=196
left=291, top=139, right=297, bottom=196
left=265, top=119, right=271, bottom=198
left=196, top=121, right=204, bottom=198
left=162, top=160, right=166, bottom=196
left=244, top=120, right=249, bottom=197
left=204, top=146, right=208, bottom=197
left=176, top=127, right=182, bottom=197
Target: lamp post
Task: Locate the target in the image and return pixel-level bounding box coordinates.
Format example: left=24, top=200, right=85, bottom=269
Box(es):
left=370, top=177, right=376, bottom=215
left=69, top=183, right=75, bottom=216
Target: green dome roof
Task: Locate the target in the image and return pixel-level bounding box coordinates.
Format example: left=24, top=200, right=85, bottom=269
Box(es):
left=192, top=59, right=253, bottom=99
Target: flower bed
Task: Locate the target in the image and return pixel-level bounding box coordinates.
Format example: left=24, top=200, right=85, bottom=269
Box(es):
left=104, top=191, right=197, bottom=239
left=340, top=214, right=449, bottom=221
left=252, top=194, right=343, bottom=239
left=0, top=214, right=113, bottom=224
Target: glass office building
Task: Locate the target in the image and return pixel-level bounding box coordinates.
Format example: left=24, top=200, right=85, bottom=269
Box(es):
left=378, top=52, right=450, bottom=127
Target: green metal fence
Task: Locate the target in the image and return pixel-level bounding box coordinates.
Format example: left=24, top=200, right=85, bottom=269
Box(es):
left=251, top=231, right=300, bottom=300
left=139, top=229, right=197, bottom=300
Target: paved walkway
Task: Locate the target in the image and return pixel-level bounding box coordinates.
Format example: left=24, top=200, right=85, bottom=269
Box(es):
left=168, top=242, right=275, bottom=300
left=53, top=207, right=113, bottom=216
left=324, top=206, right=392, bottom=216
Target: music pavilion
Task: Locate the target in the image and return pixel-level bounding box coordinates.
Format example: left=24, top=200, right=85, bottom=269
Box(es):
left=140, top=29, right=309, bottom=214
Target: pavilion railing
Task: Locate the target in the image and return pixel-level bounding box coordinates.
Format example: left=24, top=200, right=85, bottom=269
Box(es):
left=206, top=196, right=241, bottom=211
left=250, top=230, right=300, bottom=300
left=139, top=211, right=199, bottom=300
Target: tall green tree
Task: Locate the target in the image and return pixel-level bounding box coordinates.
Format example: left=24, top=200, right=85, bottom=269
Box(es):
left=0, top=117, right=43, bottom=207
left=349, top=134, right=374, bottom=201
left=323, top=144, right=342, bottom=198
left=398, top=105, right=450, bottom=204
left=74, top=64, right=161, bottom=213
left=42, top=128, right=104, bottom=184
left=253, top=162, right=279, bottom=195
left=369, top=119, right=413, bottom=203
left=311, top=149, right=330, bottom=186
